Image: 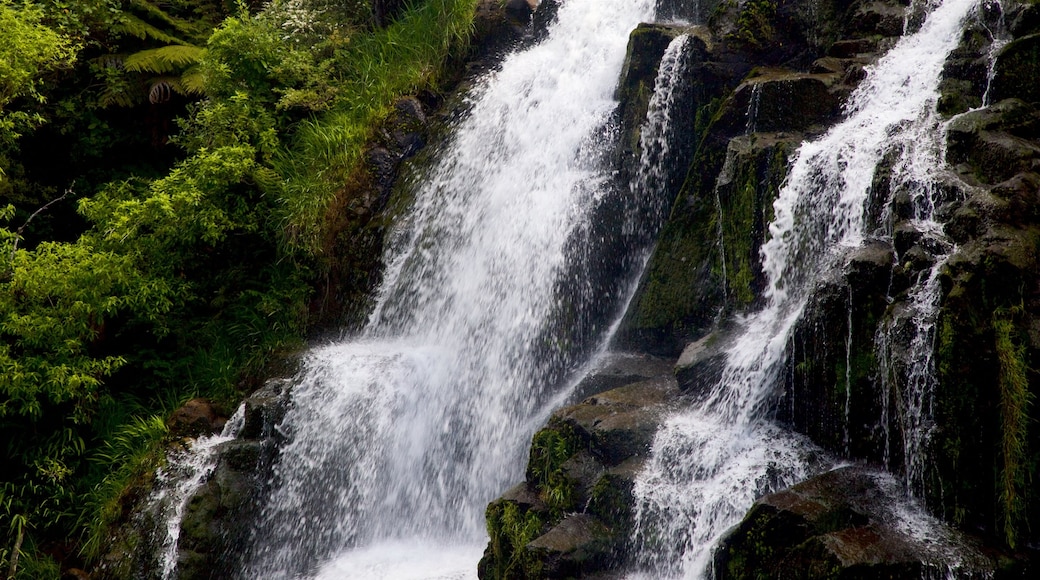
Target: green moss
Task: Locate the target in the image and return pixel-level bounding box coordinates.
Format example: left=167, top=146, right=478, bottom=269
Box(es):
left=993, top=307, right=1033, bottom=549
left=586, top=474, right=633, bottom=534
left=727, top=0, right=777, bottom=50
left=485, top=499, right=546, bottom=580
left=527, top=424, right=580, bottom=517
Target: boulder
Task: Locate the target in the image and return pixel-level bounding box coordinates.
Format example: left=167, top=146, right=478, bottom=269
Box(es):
left=990, top=33, right=1040, bottom=104
left=480, top=359, right=679, bottom=579
left=714, top=467, right=997, bottom=579
left=167, top=398, right=226, bottom=439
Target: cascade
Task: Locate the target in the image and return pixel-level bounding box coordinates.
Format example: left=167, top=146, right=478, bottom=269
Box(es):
left=632, top=34, right=693, bottom=234
left=227, top=0, right=660, bottom=577
left=629, top=0, right=979, bottom=577
left=149, top=406, right=245, bottom=579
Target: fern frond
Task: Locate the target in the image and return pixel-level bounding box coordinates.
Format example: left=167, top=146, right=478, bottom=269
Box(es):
left=124, top=45, right=204, bottom=75
left=111, top=13, right=187, bottom=44
left=128, top=0, right=205, bottom=40
left=179, top=66, right=207, bottom=96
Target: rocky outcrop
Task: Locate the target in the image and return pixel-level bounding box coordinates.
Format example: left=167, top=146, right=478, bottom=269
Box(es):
left=478, top=354, right=677, bottom=579
left=488, top=0, right=1040, bottom=576
left=714, top=467, right=1002, bottom=579
left=171, top=379, right=290, bottom=579
left=615, top=0, right=901, bottom=356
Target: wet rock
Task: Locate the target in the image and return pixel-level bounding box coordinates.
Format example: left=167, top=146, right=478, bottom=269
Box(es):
left=568, top=352, right=673, bottom=402
left=675, top=331, right=729, bottom=395
left=167, top=399, right=225, bottom=439
left=556, top=375, right=679, bottom=465
left=239, top=377, right=291, bottom=440
left=990, top=33, right=1040, bottom=104
left=471, top=0, right=535, bottom=61
left=481, top=359, right=678, bottom=578
left=616, top=23, right=709, bottom=167
left=527, top=514, right=613, bottom=577
left=729, top=69, right=844, bottom=134
left=715, top=467, right=997, bottom=579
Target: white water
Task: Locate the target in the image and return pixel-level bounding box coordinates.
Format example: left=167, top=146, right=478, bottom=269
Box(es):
left=629, top=0, right=979, bottom=576
left=239, top=0, right=658, bottom=577
left=633, top=33, right=693, bottom=230
left=151, top=405, right=245, bottom=579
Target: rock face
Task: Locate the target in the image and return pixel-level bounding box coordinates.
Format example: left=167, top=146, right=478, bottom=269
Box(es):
left=171, top=379, right=290, bottom=579
left=485, top=0, right=1040, bottom=577
left=478, top=354, right=678, bottom=579
left=714, top=467, right=1000, bottom=579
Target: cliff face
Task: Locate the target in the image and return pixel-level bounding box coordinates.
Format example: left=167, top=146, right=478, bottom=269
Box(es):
left=482, top=0, right=1040, bottom=577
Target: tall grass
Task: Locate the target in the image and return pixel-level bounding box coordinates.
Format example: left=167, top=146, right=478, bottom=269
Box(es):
left=78, top=414, right=169, bottom=562
left=276, top=0, right=478, bottom=253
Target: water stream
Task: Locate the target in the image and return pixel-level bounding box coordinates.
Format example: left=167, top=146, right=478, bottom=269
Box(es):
left=628, top=0, right=979, bottom=576
left=236, top=0, right=659, bottom=577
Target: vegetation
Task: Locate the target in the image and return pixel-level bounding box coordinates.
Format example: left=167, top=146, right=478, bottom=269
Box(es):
left=0, top=0, right=477, bottom=575
left=992, top=307, right=1032, bottom=549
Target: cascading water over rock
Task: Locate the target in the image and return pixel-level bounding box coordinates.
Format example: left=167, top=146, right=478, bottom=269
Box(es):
left=628, top=0, right=980, bottom=576
left=233, top=0, right=661, bottom=577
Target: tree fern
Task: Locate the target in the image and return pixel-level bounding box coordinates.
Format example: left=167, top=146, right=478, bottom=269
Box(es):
left=110, top=13, right=187, bottom=45
left=123, top=45, right=204, bottom=75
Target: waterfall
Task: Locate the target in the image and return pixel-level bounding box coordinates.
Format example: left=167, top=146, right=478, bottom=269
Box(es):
left=629, top=0, right=979, bottom=576
left=237, top=0, right=658, bottom=577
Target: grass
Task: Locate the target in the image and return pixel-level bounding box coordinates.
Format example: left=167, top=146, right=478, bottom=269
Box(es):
left=276, top=0, right=479, bottom=254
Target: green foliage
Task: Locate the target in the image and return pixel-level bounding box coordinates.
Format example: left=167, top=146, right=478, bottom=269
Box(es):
left=527, top=424, right=579, bottom=517
left=0, top=0, right=78, bottom=164
left=728, top=0, right=777, bottom=50
left=1, top=0, right=479, bottom=571
left=79, top=414, right=167, bottom=562
left=0, top=1, right=78, bottom=109
left=484, top=499, right=545, bottom=580
left=992, top=307, right=1032, bottom=549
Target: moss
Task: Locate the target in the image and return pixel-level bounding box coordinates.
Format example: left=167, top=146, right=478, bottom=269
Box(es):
left=993, top=307, right=1033, bottom=549
left=586, top=474, right=634, bottom=535
left=726, top=0, right=777, bottom=50
left=527, top=424, right=581, bottom=517
left=991, top=33, right=1040, bottom=103
left=712, top=137, right=790, bottom=306
left=484, top=499, right=546, bottom=580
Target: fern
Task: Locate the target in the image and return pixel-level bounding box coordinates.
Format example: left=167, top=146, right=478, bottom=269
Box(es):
left=124, top=45, right=204, bottom=75
left=110, top=13, right=187, bottom=44
left=128, top=0, right=204, bottom=39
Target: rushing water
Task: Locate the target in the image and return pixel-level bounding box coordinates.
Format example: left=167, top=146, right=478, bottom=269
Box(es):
left=150, top=406, right=245, bottom=580
left=236, top=0, right=659, bottom=577
left=629, top=0, right=980, bottom=576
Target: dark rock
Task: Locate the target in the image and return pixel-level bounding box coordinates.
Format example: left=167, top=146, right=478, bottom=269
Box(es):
left=946, top=100, right=1040, bottom=185
left=471, top=0, right=534, bottom=61
left=528, top=514, right=613, bottom=577
left=991, top=33, right=1040, bottom=103
left=675, top=331, right=729, bottom=395
left=730, top=69, right=844, bottom=134
left=848, top=1, right=907, bottom=38
left=482, top=359, right=678, bottom=578
left=556, top=375, right=679, bottom=466
left=568, top=352, right=673, bottom=402
left=827, top=38, right=878, bottom=58
left=167, top=399, right=225, bottom=439
left=715, top=467, right=996, bottom=579
left=240, top=377, right=291, bottom=440
left=1007, top=0, right=1040, bottom=37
